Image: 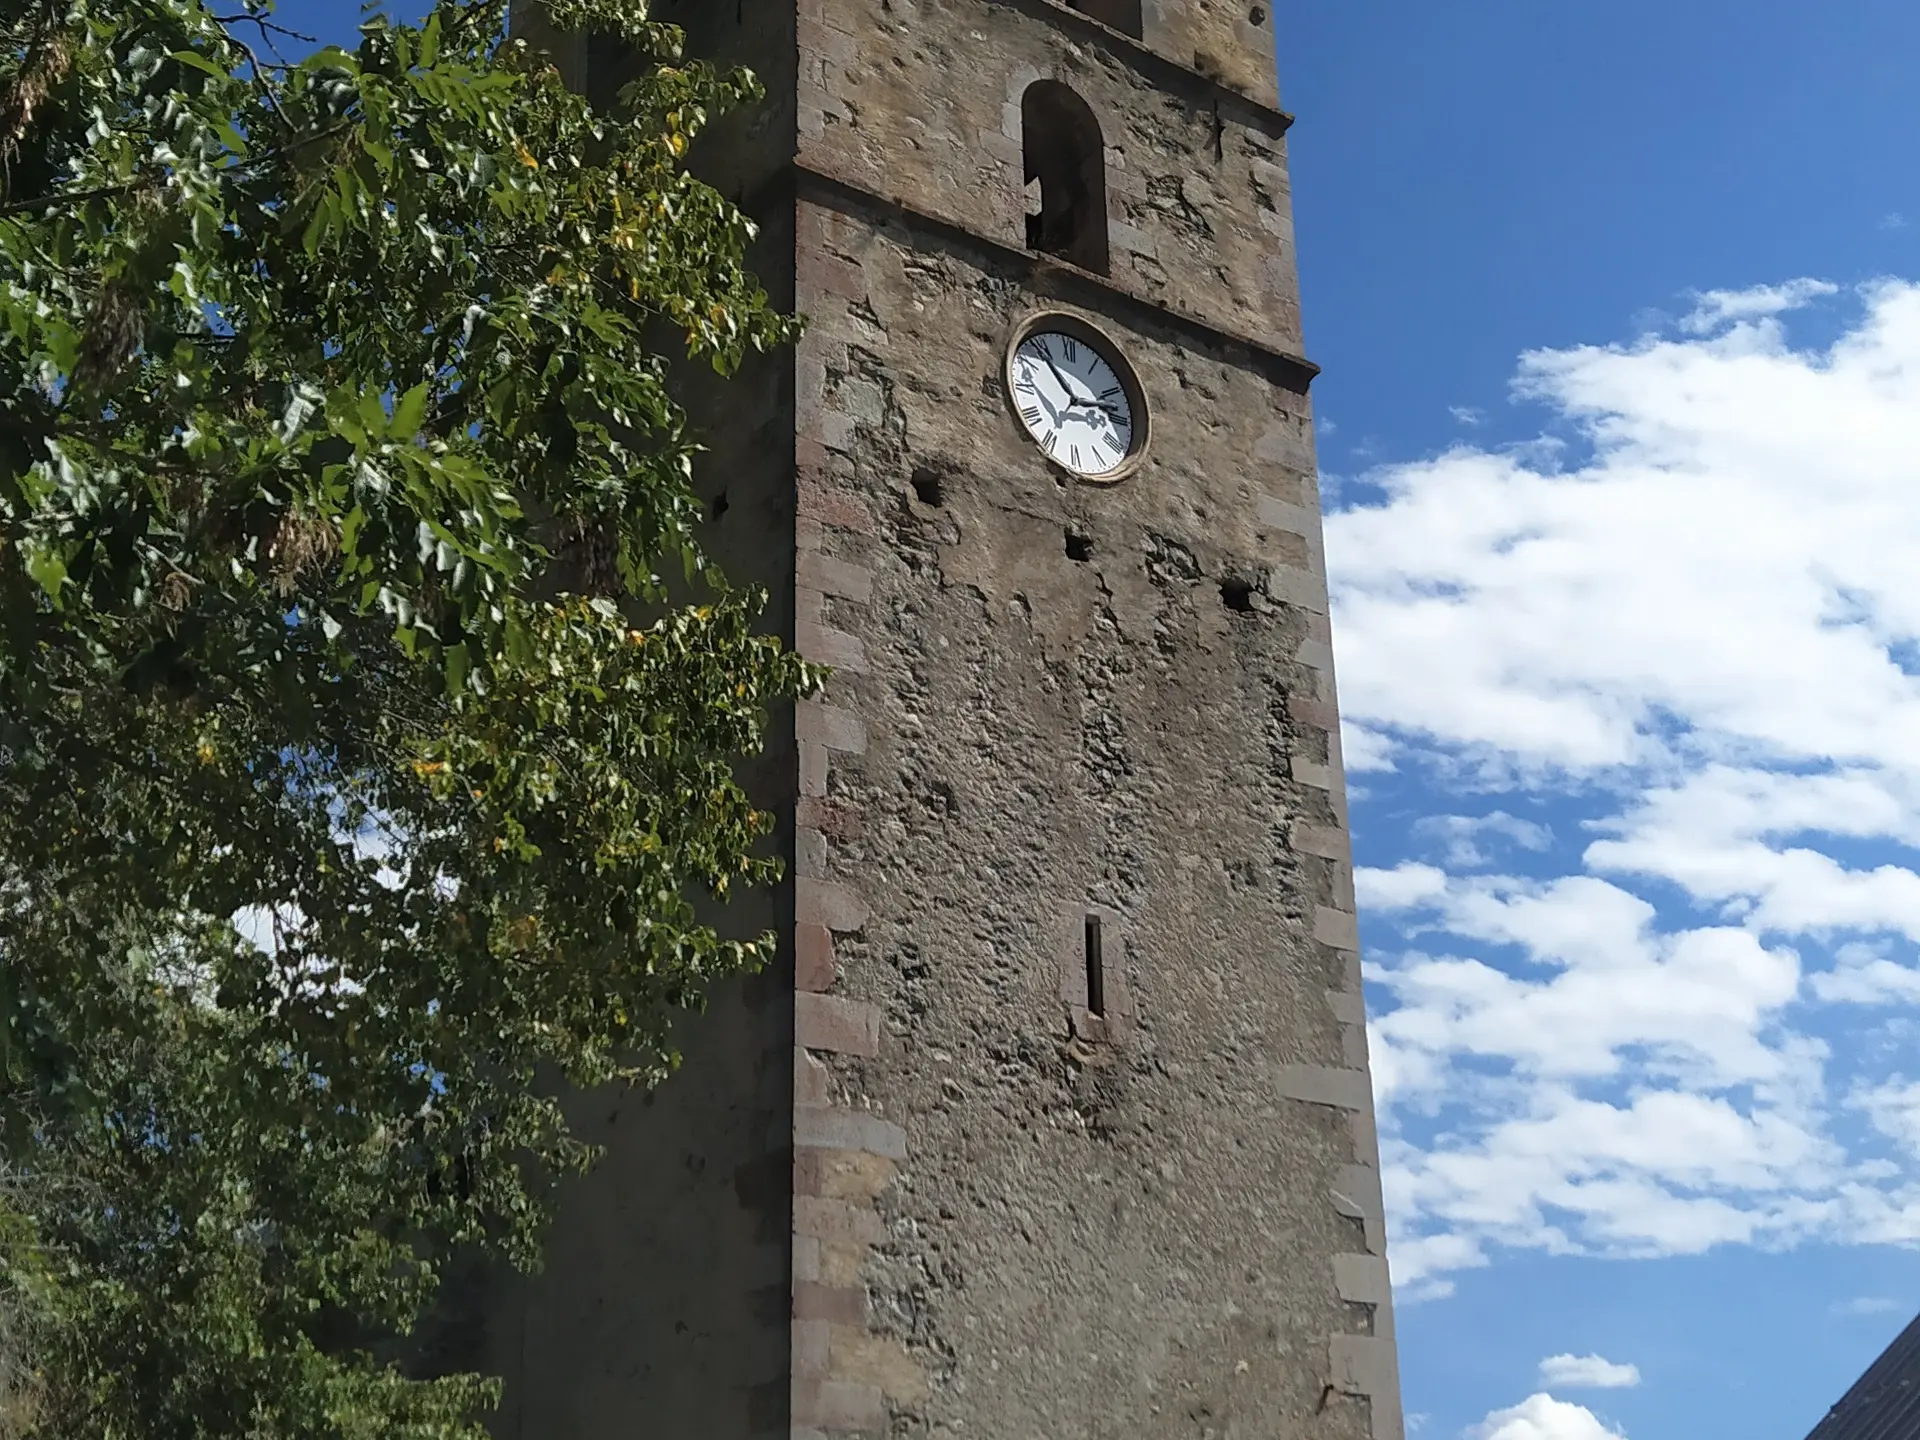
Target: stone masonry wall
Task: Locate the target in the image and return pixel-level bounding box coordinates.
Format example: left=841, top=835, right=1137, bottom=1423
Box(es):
left=783, top=2, right=1398, bottom=1435
left=1140, top=0, right=1282, bottom=109
left=785, top=195, right=1400, bottom=1438
left=490, top=2, right=1403, bottom=1437
left=474, top=9, right=804, bottom=1440
left=799, top=0, right=1304, bottom=354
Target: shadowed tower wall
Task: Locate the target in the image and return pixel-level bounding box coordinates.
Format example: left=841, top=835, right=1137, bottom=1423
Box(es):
left=481, top=3, right=1405, bottom=1437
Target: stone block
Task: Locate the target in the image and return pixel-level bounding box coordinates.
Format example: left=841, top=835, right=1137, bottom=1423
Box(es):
left=797, top=699, right=869, bottom=754
left=797, top=993, right=883, bottom=1058
left=796, top=620, right=869, bottom=673
left=1276, top=1064, right=1370, bottom=1112
left=793, top=1107, right=908, bottom=1161
left=1313, top=906, right=1360, bottom=951
left=799, top=550, right=875, bottom=602
left=797, top=878, right=868, bottom=933
left=796, top=1196, right=889, bottom=1246
left=793, top=1282, right=867, bottom=1327
left=796, top=923, right=838, bottom=993
left=791, top=1378, right=885, bottom=1435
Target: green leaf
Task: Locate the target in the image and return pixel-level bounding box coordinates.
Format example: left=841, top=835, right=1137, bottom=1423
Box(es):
left=168, top=48, right=230, bottom=80
left=445, top=640, right=470, bottom=694
left=24, top=548, right=66, bottom=602
left=392, top=382, right=430, bottom=440
left=0, top=3, right=808, bottom=1432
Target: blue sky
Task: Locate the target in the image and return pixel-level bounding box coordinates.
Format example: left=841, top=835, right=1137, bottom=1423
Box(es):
left=270, top=2, right=1920, bottom=1436
left=1280, top=2, right=1920, bottom=1438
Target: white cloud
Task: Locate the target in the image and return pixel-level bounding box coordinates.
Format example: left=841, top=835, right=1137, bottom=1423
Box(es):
left=1832, top=1295, right=1904, bottom=1316
left=1330, top=280, right=1920, bottom=1292
left=1452, top=405, right=1487, bottom=426
left=1343, top=720, right=1400, bottom=773
left=1473, top=1394, right=1626, bottom=1440
left=1538, top=1355, right=1642, bottom=1390
left=1357, top=862, right=1450, bottom=913
left=1852, top=1078, right=1920, bottom=1154
left=1679, top=278, right=1839, bottom=334
left=1417, top=811, right=1553, bottom=869
left=1387, top=1228, right=1486, bottom=1298
left=1811, top=947, right=1920, bottom=1005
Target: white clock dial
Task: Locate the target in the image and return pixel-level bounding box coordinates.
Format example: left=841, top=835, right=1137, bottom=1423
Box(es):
left=1008, top=329, right=1137, bottom=478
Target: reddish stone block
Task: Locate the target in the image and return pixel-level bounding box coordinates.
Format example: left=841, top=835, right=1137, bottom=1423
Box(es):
left=793, top=1281, right=866, bottom=1327
left=798, top=796, right=863, bottom=842
left=797, top=992, right=882, bottom=1058
left=796, top=475, right=875, bottom=535
left=796, top=922, right=837, bottom=992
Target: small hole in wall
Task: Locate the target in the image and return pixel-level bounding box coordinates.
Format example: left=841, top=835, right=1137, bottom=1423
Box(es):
left=1084, top=913, right=1108, bottom=1019
left=911, top=468, right=945, bottom=508
left=709, top=491, right=730, bottom=522
left=1221, top=577, right=1258, bottom=613
left=1249, top=5, right=1267, bottom=24
left=1065, top=530, right=1094, bottom=562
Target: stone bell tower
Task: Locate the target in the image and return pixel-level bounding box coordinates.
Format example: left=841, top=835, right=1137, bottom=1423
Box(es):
left=481, top=2, right=1405, bottom=1436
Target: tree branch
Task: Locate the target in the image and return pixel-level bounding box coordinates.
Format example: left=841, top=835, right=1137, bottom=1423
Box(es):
left=0, top=182, right=133, bottom=218
left=0, top=119, right=356, bottom=219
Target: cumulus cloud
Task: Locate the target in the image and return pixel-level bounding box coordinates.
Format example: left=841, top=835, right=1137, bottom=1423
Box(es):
left=1331, top=280, right=1920, bottom=1290
left=1473, top=1394, right=1627, bottom=1440
left=1679, top=278, right=1839, bottom=334
left=1538, top=1355, right=1642, bottom=1390
left=1414, top=811, right=1553, bottom=869
left=1343, top=720, right=1401, bottom=773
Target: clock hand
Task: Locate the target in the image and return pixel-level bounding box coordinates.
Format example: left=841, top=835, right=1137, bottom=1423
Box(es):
left=1043, top=357, right=1122, bottom=418
left=1037, top=349, right=1095, bottom=409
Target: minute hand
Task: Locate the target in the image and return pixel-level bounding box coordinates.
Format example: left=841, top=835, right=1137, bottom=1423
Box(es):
left=1043, top=352, right=1125, bottom=418
left=1038, top=350, right=1095, bottom=408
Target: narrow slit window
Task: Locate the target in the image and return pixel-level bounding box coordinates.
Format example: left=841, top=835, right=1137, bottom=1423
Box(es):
left=1084, top=913, right=1107, bottom=1018
left=1067, top=0, right=1144, bottom=38
left=1022, top=81, right=1111, bottom=275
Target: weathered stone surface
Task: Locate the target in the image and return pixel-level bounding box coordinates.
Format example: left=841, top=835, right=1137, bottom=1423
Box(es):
left=788, top=184, right=1392, bottom=1440
left=798, top=0, right=1303, bottom=351
left=481, top=1, right=1403, bottom=1438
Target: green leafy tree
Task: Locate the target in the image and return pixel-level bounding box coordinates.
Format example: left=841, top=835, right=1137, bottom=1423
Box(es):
left=0, top=0, right=807, bottom=1432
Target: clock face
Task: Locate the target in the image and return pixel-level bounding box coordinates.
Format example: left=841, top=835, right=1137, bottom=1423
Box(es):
left=1007, top=328, right=1139, bottom=478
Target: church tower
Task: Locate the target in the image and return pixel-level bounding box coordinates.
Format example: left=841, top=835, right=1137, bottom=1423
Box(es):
left=482, top=2, right=1404, bottom=1436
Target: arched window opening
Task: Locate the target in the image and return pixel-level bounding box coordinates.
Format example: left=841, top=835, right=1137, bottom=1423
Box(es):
left=1067, top=0, right=1143, bottom=38
left=1022, top=81, right=1110, bottom=275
